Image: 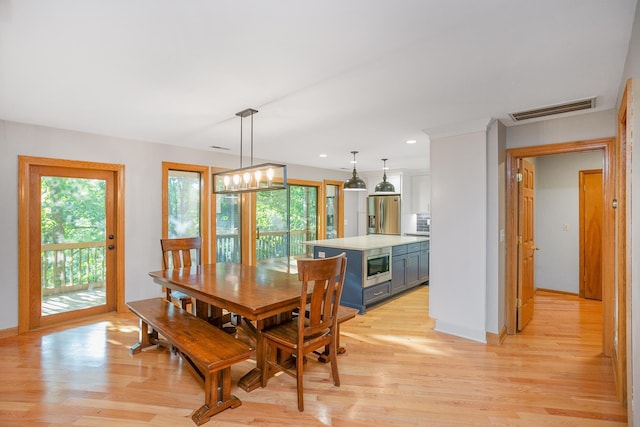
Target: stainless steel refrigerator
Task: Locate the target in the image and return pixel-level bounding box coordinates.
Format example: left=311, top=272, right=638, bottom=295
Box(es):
left=367, top=195, right=401, bottom=235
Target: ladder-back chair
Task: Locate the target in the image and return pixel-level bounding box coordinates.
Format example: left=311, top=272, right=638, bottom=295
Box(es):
left=260, top=252, right=347, bottom=411
left=160, top=236, right=201, bottom=310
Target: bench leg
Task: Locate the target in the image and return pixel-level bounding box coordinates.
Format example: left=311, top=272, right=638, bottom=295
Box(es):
left=130, top=320, right=162, bottom=354
left=130, top=320, right=151, bottom=354
left=191, top=367, right=242, bottom=425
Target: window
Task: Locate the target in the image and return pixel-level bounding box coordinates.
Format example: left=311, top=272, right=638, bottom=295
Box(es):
left=162, top=162, right=209, bottom=263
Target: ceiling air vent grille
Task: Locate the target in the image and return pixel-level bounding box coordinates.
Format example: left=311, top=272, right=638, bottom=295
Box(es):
left=509, top=97, right=596, bottom=122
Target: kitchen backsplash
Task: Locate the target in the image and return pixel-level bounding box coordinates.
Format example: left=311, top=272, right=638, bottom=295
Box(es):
left=417, top=213, right=430, bottom=232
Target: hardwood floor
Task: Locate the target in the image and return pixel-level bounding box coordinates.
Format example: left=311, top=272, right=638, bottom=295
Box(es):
left=0, top=287, right=627, bottom=426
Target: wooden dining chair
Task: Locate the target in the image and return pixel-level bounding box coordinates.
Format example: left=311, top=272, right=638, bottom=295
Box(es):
left=160, top=236, right=202, bottom=310
left=260, top=252, right=347, bottom=412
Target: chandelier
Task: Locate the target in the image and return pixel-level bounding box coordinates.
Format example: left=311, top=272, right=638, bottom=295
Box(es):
left=212, top=108, right=287, bottom=194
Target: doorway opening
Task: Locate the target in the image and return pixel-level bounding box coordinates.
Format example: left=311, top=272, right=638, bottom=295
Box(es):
left=505, top=136, right=627, bottom=401
left=18, top=156, right=125, bottom=332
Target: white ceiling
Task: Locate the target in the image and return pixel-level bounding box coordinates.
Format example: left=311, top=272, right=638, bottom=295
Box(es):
left=0, top=0, right=637, bottom=173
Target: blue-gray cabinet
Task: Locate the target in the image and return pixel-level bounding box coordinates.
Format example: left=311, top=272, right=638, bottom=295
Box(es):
left=392, top=242, right=425, bottom=293
left=312, top=239, right=428, bottom=314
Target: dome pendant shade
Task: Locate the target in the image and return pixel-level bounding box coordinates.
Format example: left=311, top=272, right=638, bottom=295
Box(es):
left=375, top=158, right=395, bottom=193
left=344, top=151, right=367, bottom=191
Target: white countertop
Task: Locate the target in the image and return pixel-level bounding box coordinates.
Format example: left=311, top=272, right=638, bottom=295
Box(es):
left=304, top=234, right=428, bottom=251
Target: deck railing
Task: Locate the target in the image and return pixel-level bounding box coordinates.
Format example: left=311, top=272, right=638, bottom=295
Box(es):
left=42, top=230, right=317, bottom=294
left=216, top=229, right=316, bottom=262
left=41, top=242, right=106, bottom=296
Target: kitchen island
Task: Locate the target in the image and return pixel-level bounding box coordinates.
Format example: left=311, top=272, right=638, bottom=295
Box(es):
left=304, top=235, right=429, bottom=313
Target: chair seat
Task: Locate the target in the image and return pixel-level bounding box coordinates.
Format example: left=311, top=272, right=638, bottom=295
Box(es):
left=262, top=319, right=330, bottom=349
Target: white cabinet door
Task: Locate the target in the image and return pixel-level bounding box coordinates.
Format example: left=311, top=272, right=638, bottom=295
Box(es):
left=411, top=174, right=430, bottom=213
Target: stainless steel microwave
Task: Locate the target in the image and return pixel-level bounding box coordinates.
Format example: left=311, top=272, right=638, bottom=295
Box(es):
left=363, top=247, right=392, bottom=287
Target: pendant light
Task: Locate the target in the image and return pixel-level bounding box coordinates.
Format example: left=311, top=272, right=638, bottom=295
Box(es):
left=212, top=108, right=287, bottom=194
left=343, top=151, right=367, bottom=191
left=374, top=158, right=395, bottom=193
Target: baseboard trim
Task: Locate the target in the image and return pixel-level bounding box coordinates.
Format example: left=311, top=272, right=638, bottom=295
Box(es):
left=486, top=326, right=507, bottom=346
left=0, top=326, right=18, bottom=339
left=536, top=288, right=579, bottom=296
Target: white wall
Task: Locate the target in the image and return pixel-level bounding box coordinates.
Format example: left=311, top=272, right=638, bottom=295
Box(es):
left=485, top=120, right=506, bottom=335
left=0, top=119, right=350, bottom=330
left=430, top=130, right=487, bottom=342
left=506, top=110, right=616, bottom=149
left=534, top=151, right=603, bottom=294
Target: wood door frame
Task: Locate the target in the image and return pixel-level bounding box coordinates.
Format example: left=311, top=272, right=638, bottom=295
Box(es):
left=18, top=156, right=126, bottom=333
left=578, top=168, right=603, bottom=300
left=616, top=79, right=631, bottom=406
left=505, top=138, right=615, bottom=357
left=323, top=180, right=345, bottom=238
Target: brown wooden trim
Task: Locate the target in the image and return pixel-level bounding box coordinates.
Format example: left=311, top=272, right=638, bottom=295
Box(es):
left=505, top=138, right=615, bottom=359
left=161, top=162, right=210, bottom=264
left=0, top=327, right=18, bottom=339
left=614, top=79, right=631, bottom=406
left=536, top=288, right=579, bottom=297
left=242, top=192, right=253, bottom=265
left=485, top=326, right=507, bottom=346
left=318, top=183, right=326, bottom=244
left=324, top=180, right=345, bottom=238
left=18, top=156, right=126, bottom=333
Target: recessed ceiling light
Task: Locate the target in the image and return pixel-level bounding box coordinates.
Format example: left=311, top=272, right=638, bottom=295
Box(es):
left=406, top=139, right=417, bottom=145
left=319, top=154, right=327, bottom=158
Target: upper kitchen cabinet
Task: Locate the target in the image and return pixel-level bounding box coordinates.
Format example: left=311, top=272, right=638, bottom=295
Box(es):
left=411, top=174, right=430, bottom=213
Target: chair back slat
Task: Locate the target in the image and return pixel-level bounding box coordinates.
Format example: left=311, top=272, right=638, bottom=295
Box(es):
left=297, top=253, right=347, bottom=340
left=161, top=237, right=202, bottom=269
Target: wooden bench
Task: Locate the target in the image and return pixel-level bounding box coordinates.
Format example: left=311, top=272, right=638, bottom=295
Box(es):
left=127, top=298, right=253, bottom=425
left=316, top=305, right=359, bottom=363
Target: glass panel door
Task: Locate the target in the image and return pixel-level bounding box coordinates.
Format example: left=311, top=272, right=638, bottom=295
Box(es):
left=290, top=184, right=317, bottom=260
left=216, top=194, right=241, bottom=262
left=255, top=183, right=318, bottom=274
left=326, top=184, right=339, bottom=239
left=256, top=190, right=290, bottom=272
left=40, top=176, right=108, bottom=316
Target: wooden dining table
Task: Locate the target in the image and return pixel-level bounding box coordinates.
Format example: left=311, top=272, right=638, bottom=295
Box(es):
left=148, top=262, right=304, bottom=392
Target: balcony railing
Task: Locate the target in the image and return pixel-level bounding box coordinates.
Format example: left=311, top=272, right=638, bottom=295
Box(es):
left=41, top=242, right=106, bottom=296
left=216, top=229, right=316, bottom=263
left=42, top=230, right=317, bottom=296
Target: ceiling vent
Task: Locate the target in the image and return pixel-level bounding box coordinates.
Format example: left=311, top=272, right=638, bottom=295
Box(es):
left=509, top=97, right=596, bottom=122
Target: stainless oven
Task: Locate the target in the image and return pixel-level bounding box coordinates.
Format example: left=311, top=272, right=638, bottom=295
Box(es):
left=363, top=247, right=392, bottom=287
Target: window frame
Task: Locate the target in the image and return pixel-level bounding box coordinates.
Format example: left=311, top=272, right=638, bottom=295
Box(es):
left=162, top=162, right=210, bottom=264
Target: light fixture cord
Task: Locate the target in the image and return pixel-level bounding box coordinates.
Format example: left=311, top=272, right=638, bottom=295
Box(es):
left=251, top=112, right=254, bottom=167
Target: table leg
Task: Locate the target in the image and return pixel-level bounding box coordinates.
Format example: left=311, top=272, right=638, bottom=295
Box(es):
left=237, top=312, right=296, bottom=392
left=237, top=318, right=264, bottom=392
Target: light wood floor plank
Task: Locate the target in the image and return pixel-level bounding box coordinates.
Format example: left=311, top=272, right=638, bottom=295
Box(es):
left=0, top=286, right=627, bottom=426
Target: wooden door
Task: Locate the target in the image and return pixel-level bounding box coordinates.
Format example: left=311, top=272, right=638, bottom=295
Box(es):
left=19, top=157, right=124, bottom=332
left=517, top=159, right=536, bottom=331
left=579, top=169, right=603, bottom=300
